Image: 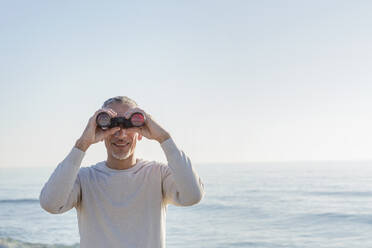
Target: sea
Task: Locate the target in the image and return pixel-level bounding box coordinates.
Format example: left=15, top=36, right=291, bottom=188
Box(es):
left=1, top=161, right=372, bottom=248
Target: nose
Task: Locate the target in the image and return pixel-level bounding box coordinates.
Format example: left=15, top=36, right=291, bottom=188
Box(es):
left=114, top=127, right=128, bottom=138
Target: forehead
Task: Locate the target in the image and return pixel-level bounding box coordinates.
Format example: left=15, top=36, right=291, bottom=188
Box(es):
left=106, top=102, right=133, bottom=116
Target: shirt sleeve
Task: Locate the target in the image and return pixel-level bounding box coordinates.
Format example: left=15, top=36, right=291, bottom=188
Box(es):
left=160, top=138, right=205, bottom=206
left=39, top=147, right=85, bottom=214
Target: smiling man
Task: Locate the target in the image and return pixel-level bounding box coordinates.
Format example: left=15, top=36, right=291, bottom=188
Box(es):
left=39, top=96, right=205, bottom=248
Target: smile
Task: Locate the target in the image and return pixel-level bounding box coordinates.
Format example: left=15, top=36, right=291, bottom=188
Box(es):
left=113, top=142, right=130, bottom=148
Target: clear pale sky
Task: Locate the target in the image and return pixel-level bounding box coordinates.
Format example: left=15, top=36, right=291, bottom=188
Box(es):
left=1, top=1, right=371, bottom=168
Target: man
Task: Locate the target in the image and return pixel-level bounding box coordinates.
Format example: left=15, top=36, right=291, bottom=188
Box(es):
left=39, top=96, right=205, bottom=248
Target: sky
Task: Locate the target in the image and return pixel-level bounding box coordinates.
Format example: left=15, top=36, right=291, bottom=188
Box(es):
left=1, top=0, right=372, bottom=168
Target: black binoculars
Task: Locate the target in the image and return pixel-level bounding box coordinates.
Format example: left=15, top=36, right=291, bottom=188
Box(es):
left=96, top=112, right=145, bottom=130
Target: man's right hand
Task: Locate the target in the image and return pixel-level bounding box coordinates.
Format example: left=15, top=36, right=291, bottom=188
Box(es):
left=74, top=108, right=121, bottom=152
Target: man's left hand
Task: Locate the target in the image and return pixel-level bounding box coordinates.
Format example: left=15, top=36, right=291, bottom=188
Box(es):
left=124, top=107, right=171, bottom=143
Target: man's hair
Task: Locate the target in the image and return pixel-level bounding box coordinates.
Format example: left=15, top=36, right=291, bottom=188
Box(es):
left=102, top=96, right=138, bottom=108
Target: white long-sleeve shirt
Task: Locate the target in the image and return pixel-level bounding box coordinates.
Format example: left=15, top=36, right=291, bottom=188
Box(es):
left=39, top=138, right=205, bottom=248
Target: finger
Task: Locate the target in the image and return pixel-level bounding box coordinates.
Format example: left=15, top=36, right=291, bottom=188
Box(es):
left=89, top=110, right=104, bottom=126
left=125, top=107, right=145, bottom=119
left=103, top=127, right=120, bottom=138
left=92, top=109, right=103, bottom=119
left=124, top=109, right=133, bottom=119
left=101, top=107, right=117, bottom=117
left=104, top=107, right=117, bottom=116
left=92, top=109, right=107, bottom=120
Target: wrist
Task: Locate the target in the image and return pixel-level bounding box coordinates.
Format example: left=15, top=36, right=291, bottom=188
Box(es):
left=156, top=133, right=171, bottom=144
left=75, top=138, right=91, bottom=152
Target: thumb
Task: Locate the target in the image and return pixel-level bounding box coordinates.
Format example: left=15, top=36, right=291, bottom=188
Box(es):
left=103, top=127, right=120, bottom=138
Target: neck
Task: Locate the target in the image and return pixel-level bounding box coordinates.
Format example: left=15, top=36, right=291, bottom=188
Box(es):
left=106, top=153, right=138, bottom=170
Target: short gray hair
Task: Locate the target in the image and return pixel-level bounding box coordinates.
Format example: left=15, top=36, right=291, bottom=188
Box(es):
left=102, top=96, right=138, bottom=108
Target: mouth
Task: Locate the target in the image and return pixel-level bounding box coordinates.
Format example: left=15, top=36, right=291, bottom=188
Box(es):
left=112, top=142, right=130, bottom=149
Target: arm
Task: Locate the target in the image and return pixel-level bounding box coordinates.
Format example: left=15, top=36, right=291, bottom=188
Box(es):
left=39, top=147, right=84, bottom=214
left=123, top=107, right=205, bottom=206
left=39, top=108, right=120, bottom=214
left=160, top=138, right=205, bottom=206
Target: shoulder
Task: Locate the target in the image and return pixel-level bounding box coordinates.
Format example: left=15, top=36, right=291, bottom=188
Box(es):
left=149, top=160, right=172, bottom=178
left=138, top=159, right=170, bottom=175
left=77, top=162, right=104, bottom=179
left=140, top=159, right=165, bottom=171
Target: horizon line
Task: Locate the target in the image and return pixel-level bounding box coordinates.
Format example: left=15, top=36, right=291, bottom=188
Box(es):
left=1, top=158, right=372, bottom=169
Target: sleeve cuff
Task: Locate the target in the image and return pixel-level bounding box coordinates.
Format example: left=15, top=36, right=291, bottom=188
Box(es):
left=69, top=147, right=86, bottom=164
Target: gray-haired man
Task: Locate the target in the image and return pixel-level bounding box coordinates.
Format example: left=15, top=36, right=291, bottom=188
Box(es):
left=39, top=96, right=205, bottom=248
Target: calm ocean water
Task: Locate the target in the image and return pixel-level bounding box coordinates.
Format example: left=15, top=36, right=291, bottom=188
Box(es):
left=1, top=161, right=372, bottom=248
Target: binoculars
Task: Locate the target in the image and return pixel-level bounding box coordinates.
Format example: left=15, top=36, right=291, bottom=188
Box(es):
left=96, top=112, right=145, bottom=130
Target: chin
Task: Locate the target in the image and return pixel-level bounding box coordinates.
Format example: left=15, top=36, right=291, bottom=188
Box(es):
left=111, top=151, right=131, bottom=160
